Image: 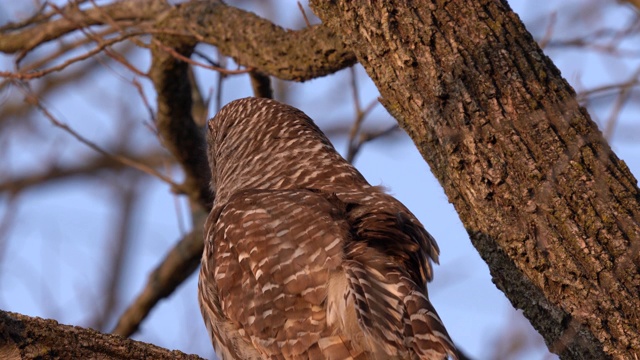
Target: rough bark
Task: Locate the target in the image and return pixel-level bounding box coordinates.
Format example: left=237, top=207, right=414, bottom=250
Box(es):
left=310, top=1, right=640, bottom=359
left=0, top=310, right=203, bottom=360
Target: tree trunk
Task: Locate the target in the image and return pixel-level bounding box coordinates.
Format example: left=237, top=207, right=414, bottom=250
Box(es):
left=310, top=1, right=640, bottom=359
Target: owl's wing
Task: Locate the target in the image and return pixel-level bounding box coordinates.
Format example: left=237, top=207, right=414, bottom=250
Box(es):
left=337, top=194, right=459, bottom=359
left=203, top=188, right=359, bottom=359
left=343, top=230, right=458, bottom=359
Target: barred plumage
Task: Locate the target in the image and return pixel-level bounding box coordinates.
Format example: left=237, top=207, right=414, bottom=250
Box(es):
left=198, top=97, right=459, bottom=359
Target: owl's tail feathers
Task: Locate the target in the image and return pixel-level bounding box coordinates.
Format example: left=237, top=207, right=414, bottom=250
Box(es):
left=403, top=286, right=460, bottom=360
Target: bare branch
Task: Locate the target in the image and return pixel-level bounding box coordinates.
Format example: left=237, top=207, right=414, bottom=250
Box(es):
left=92, top=177, right=141, bottom=332
left=0, top=0, right=168, bottom=54
left=112, top=218, right=204, bottom=337
left=345, top=69, right=381, bottom=163
left=151, top=37, right=250, bottom=75
left=603, top=67, right=640, bottom=140
left=17, top=86, right=180, bottom=189
left=188, top=67, right=209, bottom=127
left=0, top=151, right=167, bottom=194
left=1, top=30, right=146, bottom=80
left=577, top=69, right=640, bottom=104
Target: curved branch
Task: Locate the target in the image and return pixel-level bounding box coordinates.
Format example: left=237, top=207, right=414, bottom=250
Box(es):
left=159, top=0, right=355, bottom=81
left=0, top=0, right=356, bottom=82
left=150, top=25, right=211, bottom=208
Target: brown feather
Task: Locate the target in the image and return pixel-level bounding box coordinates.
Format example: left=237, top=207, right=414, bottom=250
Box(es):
left=199, top=97, right=459, bottom=360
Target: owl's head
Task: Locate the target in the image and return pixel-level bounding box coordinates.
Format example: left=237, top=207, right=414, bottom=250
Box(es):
left=206, top=97, right=366, bottom=203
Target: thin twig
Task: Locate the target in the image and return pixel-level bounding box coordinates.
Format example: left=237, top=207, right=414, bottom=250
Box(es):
left=11, top=26, right=117, bottom=73
left=46, top=3, right=148, bottom=77
left=132, top=78, right=157, bottom=124
left=1, top=31, right=145, bottom=80
left=603, top=67, right=640, bottom=140
left=0, top=1, right=48, bottom=32
left=578, top=76, right=640, bottom=103
left=346, top=67, right=381, bottom=163
left=151, top=38, right=252, bottom=75
left=87, top=0, right=149, bottom=49
left=214, top=50, right=226, bottom=113
left=18, top=85, right=180, bottom=188
left=538, top=12, right=556, bottom=49
left=297, top=1, right=312, bottom=28
left=0, top=151, right=168, bottom=194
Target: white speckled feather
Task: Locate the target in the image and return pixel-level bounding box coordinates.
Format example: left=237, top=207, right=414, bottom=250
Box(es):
left=199, top=97, right=458, bottom=360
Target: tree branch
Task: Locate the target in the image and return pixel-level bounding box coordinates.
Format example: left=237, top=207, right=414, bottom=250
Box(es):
left=0, top=310, right=204, bottom=360
left=0, top=0, right=167, bottom=54
left=112, top=223, right=204, bottom=337
left=158, top=0, right=355, bottom=81
left=0, top=0, right=355, bottom=82
left=0, top=151, right=167, bottom=194
left=150, top=20, right=211, bottom=209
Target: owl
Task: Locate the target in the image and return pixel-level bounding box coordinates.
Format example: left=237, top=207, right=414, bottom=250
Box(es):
left=198, top=97, right=458, bottom=359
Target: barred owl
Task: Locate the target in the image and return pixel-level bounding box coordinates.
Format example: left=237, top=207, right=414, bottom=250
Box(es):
left=198, top=97, right=458, bottom=360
